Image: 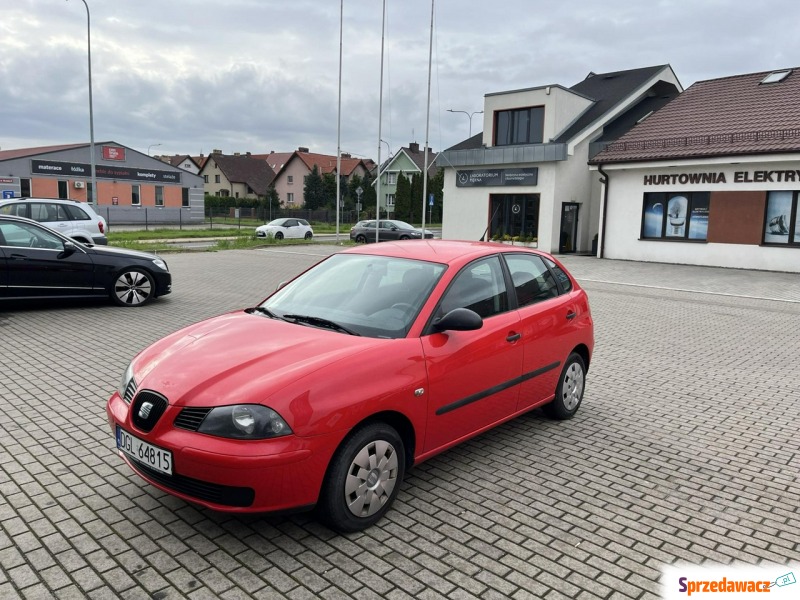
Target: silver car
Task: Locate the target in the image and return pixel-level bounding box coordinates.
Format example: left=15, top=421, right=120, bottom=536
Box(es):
left=0, top=197, right=108, bottom=245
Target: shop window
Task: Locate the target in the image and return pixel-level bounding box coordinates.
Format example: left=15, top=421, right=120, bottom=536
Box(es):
left=641, top=192, right=709, bottom=241
left=489, top=194, right=540, bottom=241
left=131, top=185, right=141, bottom=206
left=182, top=188, right=190, bottom=207
left=494, top=106, right=544, bottom=146
left=763, top=191, right=800, bottom=245
left=58, top=180, right=69, bottom=199
left=20, top=178, right=31, bottom=198
left=155, top=186, right=164, bottom=206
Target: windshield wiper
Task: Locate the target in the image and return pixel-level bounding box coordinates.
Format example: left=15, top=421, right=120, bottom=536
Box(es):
left=282, top=314, right=360, bottom=336
left=247, top=306, right=284, bottom=320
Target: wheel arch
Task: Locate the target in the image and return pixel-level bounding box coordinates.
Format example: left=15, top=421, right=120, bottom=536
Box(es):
left=328, top=410, right=417, bottom=475
left=571, top=343, right=591, bottom=372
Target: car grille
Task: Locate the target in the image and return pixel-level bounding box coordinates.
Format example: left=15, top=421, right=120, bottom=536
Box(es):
left=123, top=379, right=138, bottom=404
left=129, top=460, right=255, bottom=508
left=131, top=391, right=168, bottom=433
left=174, top=408, right=213, bottom=431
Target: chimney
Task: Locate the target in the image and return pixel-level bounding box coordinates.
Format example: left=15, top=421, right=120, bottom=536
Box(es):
left=409, top=142, right=419, bottom=153
left=246, top=152, right=251, bottom=157
left=341, top=153, right=351, bottom=159
left=212, top=149, right=222, bottom=154
left=298, top=146, right=309, bottom=153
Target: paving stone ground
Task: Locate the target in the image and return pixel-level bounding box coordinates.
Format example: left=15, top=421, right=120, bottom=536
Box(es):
left=1, top=247, right=798, bottom=599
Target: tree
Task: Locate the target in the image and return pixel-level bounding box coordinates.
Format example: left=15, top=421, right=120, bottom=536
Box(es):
left=428, top=167, right=444, bottom=223
left=394, top=171, right=412, bottom=221
left=322, top=173, right=337, bottom=209
left=303, top=165, right=325, bottom=210
left=261, top=186, right=281, bottom=221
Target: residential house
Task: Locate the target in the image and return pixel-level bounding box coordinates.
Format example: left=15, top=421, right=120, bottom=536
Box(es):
left=373, top=142, right=438, bottom=213
left=199, top=151, right=276, bottom=199
left=156, top=154, right=202, bottom=175
left=270, top=147, right=371, bottom=207
left=437, top=65, right=682, bottom=253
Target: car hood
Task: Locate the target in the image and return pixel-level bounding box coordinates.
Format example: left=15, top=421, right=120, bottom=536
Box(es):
left=132, top=311, right=385, bottom=409
left=88, top=244, right=162, bottom=262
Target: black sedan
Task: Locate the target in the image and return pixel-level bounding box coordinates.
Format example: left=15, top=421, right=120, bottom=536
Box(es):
left=0, top=215, right=171, bottom=307
left=349, top=219, right=434, bottom=243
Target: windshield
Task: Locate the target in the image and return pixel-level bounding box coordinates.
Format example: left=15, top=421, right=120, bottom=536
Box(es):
left=261, top=254, right=446, bottom=338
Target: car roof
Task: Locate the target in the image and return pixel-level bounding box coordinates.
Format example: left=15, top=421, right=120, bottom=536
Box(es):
left=342, top=239, right=551, bottom=266
left=0, top=197, right=82, bottom=203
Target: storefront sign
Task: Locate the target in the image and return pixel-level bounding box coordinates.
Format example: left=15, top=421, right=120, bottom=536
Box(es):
left=0, top=178, right=14, bottom=184
left=456, top=168, right=538, bottom=187
left=644, top=170, right=800, bottom=186
left=31, top=159, right=181, bottom=183
left=102, top=146, right=126, bottom=161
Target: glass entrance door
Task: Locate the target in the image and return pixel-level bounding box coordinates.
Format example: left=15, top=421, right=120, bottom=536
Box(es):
left=559, top=203, right=579, bottom=253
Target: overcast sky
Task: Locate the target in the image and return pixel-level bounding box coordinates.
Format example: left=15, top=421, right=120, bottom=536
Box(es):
left=2, top=0, right=799, bottom=162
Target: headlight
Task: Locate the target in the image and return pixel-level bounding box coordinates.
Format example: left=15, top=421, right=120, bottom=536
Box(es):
left=152, top=258, right=168, bottom=271
left=197, top=405, right=292, bottom=440
left=118, top=362, right=135, bottom=402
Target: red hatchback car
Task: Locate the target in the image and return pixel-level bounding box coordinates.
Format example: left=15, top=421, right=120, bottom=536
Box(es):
left=107, top=241, right=593, bottom=531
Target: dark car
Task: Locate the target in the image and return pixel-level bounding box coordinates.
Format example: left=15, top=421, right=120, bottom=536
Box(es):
left=0, top=215, right=171, bottom=307
left=350, top=219, right=434, bottom=243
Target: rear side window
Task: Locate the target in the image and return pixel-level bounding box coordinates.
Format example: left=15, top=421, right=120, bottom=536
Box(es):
left=505, top=254, right=560, bottom=307
left=0, top=203, right=28, bottom=217
left=64, top=204, right=91, bottom=221
left=543, top=257, right=573, bottom=294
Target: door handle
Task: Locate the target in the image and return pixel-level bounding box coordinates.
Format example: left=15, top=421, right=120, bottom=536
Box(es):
left=566, top=311, right=577, bottom=320
left=9, top=254, right=28, bottom=260
left=506, top=332, right=521, bottom=342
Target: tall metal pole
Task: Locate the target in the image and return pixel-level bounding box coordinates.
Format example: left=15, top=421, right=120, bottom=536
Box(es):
left=375, top=0, right=386, bottom=243
left=335, top=0, right=343, bottom=243
left=421, top=0, right=434, bottom=233
left=73, top=0, right=97, bottom=206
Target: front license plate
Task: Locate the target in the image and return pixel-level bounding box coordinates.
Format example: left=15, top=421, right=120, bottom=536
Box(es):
left=116, top=426, right=173, bottom=475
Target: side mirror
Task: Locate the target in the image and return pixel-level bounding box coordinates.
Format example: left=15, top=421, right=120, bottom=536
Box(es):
left=60, top=241, right=77, bottom=258
left=433, top=308, right=483, bottom=332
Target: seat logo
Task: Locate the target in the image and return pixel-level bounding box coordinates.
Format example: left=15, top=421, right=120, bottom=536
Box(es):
left=138, top=401, right=154, bottom=420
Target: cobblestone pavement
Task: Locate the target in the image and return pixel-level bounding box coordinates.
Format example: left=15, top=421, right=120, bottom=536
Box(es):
left=1, top=248, right=798, bottom=599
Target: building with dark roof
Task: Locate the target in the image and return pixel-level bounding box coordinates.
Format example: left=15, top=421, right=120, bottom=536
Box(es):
left=437, top=65, right=682, bottom=253
left=372, top=142, right=438, bottom=214
left=199, top=152, right=276, bottom=199
left=591, top=67, right=800, bottom=272
left=0, top=142, right=204, bottom=224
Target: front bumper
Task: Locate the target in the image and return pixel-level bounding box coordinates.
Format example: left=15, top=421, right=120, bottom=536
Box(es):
left=106, top=392, right=338, bottom=513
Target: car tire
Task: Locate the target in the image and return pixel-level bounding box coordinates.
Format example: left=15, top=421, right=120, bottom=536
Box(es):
left=543, top=353, right=586, bottom=420
left=399, top=235, right=410, bottom=240
left=355, top=234, right=367, bottom=244
left=317, top=422, right=405, bottom=532
left=304, top=231, right=313, bottom=240
left=275, top=231, right=284, bottom=240
left=111, top=268, right=155, bottom=307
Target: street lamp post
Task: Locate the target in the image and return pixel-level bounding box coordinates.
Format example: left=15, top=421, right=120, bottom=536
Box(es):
left=147, top=143, right=162, bottom=156
left=69, top=0, right=97, bottom=206
left=447, top=109, right=483, bottom=138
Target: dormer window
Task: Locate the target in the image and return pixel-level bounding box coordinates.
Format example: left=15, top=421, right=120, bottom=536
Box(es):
left=494, top=106, right=544, bottom=146
left=761, top=70, right=791, bottom=84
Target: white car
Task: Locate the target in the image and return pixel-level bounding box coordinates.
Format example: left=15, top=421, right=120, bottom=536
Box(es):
left=255, top=218, right=313, bottom=240
left=0, top=197, right=108, bottom=245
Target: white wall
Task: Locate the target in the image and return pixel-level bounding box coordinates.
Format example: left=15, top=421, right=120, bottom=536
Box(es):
left=482, top=87, right=593, bottom=147
left=600, top=155, right=800, bottom=272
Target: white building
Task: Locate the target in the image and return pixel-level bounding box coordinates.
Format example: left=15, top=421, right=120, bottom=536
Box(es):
left=591, top=67, right=800, bottom=273
left=438, top=65, right=682, bottom=254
